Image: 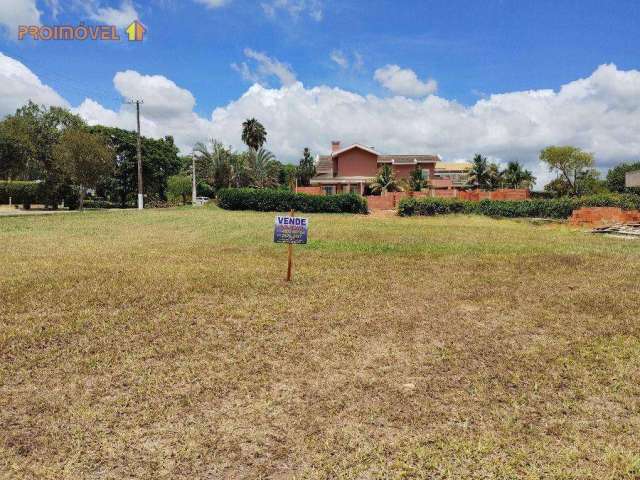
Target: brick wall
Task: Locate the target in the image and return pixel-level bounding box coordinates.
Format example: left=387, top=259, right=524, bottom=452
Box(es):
left=364, top=189, right=531, bottom=211
left=434, top=189, right=458, bottom=198
left=570, top=207, right=640, bottom=226
left=296, top=186, right=322, bottom=195
left=365, top=195, right=395, bottom=210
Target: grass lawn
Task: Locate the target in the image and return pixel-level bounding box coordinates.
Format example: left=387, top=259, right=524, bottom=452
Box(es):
left=1, top=206, right=640, bottom=479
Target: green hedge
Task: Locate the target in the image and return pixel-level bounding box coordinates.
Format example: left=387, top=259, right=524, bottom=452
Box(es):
left=398, top=193, right=640, bottom=219
left=0, top=181, right=42, bottom=207
left=217, top=188, right=368, bottom=214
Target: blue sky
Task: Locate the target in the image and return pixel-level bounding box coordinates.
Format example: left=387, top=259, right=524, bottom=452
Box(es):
left=4, top=0, right=639, bottom=111
left=1, top=0, right=640, bottom=185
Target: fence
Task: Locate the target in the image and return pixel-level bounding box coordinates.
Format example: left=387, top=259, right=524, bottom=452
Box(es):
left=296, top=186, right=530, bottom=210
left=295, top=186, right=322, bottom=195
left=364, top=189, right=530, bottom=210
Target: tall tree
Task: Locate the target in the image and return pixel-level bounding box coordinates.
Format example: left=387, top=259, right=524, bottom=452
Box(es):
left=539, top=146, right=594, bottom=195
left=606, top=161, right=640, bottom=194
left=501, top=161, right=536, bottom=189
left=1, top=102, right=85, bottom=205
left=278, top=163, right=298, bottom=190
left=485, top=162, right=504, bottom=190
left=193, top=140, right=234, bottom=190
left=0, top=119, right=30, bottom=180
left=53, top=128, right=113, bottom=210
left=248, top=148, right=279, bottom=188
left=297, top=147, right=316, bottom=187
left=167, top=175, right=193, bottom=204
left=468, top=154, right=491, bottom=189
left=408, top=164, right=426, bottom=192
left=89, top=126, right=181, bottom=207
left=241, top=118, right=267, bottom=151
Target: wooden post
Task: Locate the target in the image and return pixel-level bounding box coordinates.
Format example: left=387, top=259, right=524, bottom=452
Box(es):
left=286, top=209, right=294, bottom=282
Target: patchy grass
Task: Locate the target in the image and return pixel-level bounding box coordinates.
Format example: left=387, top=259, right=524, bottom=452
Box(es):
left=1, top=206, right=639, bottom=479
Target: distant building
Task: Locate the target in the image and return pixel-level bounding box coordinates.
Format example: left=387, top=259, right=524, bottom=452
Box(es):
left=310, top=141, right=471, bottom=195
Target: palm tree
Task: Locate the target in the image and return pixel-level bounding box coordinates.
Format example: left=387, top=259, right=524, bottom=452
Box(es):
left=485, top=162, right=503, bottom=191
left=248, top=148, right=279, bottom=188
left=193, top=140, right=233, bottom=189
left=502, top=161, right=536, bottom=189
left=241, top=118, right=267, bottom=151
left=468, top=154, right=490, bottom=189
left=369, top=164, right=406, bottom=194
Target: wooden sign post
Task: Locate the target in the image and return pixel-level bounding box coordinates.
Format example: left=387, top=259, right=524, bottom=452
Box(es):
left=287, top=210, right=294, bottom=282
left=274, top=210, right=308, bottom=282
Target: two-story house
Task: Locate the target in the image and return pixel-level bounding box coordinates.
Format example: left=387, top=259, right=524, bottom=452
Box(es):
left=310, top=141, right=471, bottom=194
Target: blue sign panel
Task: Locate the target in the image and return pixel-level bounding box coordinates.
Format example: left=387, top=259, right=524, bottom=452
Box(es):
left=274, top=216, right=308, bottom=244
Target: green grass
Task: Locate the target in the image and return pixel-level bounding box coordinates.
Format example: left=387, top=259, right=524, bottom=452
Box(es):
left=1, top=206, right=640, bottom=479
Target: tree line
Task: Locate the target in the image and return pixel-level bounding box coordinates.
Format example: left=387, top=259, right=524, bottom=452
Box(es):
left=0, top=102, right=182, bottom=209
left=1, top=101, right=638, bottom=208
left=0, top=104, right=316, bottom=209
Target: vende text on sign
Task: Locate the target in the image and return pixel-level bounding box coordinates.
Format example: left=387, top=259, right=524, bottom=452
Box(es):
left=274, top=216, right=308, bottom=244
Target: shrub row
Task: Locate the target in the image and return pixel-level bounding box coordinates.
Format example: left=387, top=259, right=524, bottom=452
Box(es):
left=217, top=188, right=368, bottom=214
left=0, top=181, right=42, bottom=207
left=398, top=193, right=640, bottom=219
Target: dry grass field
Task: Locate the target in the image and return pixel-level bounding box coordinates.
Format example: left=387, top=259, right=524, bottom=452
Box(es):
left=1, top=206, right=640, bottom=479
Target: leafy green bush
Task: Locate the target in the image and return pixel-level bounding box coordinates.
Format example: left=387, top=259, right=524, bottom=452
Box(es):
left=62, top=185, right=81, bottom=210
left=398, top=193, right=640, bottom=219
left=217, top=188, right=368, bottom=214
left=0, top=181, right=42, bottom=208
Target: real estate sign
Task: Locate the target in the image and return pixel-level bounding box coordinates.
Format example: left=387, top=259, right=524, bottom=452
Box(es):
left=274, top=216, right=308, bottom=244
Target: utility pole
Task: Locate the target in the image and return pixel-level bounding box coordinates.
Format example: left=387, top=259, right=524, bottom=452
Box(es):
left=128, top=99, right=144, bottom=210
left=192, top=154, right=197, bottom=205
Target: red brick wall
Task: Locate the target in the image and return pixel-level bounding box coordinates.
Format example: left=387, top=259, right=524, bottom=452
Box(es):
left=570, top=207, right=640, bottom=226
left=296, top=186, right=322, bottom=195
left=434, top=189, right=458, bottom=198
left=366, top=195, right=395, bottom=210
left=491, top=189, right=530, bottom=201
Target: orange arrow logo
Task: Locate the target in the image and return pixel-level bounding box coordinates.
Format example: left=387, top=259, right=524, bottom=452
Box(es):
left=125, top=20, right=146, bottom=41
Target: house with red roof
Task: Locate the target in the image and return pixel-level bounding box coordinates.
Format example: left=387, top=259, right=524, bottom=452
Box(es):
left=310, top=141, right=471, bottom=195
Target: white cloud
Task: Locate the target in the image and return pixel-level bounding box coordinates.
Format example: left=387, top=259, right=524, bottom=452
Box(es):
left=0, top=0, right=41, bottom=37
left=113, top=70, right=196, bottom=117
left=86, top=0, right=138, bottom=28
left=330, top=50, right=364, bottom=72
left=261, top=0, right=323, bottom=22
left=374, top=64, right=438, bottom=97
left=330, top=50, right=349, bottom=69
left=1, top=53, right=640, bottom=190
left=194, top=0, right=231, bottom=8
left=232, top=48, right=297, bottom=87
left=0, top=52, right=68, bottom=116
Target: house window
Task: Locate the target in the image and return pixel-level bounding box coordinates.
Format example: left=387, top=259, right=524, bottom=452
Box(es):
left=349, top=185, right=360, bottom=194
left=323, top=186, right=336, bottom=195
left=421, top=169, right=430, bottom=180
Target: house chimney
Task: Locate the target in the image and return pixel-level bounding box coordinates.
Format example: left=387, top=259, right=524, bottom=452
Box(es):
left=331, top=141, right=341, bottom=153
